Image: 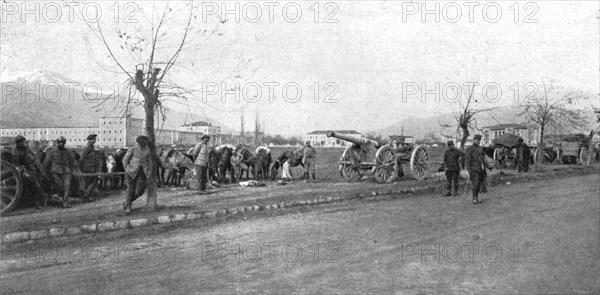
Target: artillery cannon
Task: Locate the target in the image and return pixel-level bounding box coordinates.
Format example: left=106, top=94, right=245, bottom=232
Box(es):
left=326, top=131, right=430, bottom=183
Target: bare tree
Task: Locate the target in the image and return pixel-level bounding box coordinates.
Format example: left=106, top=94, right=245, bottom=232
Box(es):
left=518, top=83, right=587, bottom=169
left=83, top=3, right=207, bottom=210
left=440, top=83, right=497, bottom=150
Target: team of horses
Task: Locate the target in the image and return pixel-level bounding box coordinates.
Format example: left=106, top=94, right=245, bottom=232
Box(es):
left=1, top=142, right=307, bottom=206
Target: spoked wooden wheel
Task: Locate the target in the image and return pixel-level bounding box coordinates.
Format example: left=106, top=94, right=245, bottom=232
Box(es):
left=339, top=146, right=363, bottom=181
left=1, top=160, right=23, bottom=215
left=410, top=145, right=429, bottom=181
left=374, top=145, right=398, bottom=183
left=579, top=147, right=589, bottom=165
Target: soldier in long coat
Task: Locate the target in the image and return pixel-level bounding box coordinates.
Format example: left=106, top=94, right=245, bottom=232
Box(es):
left=515, top=138, right=531, bottom=172
left=192, top=135, right=211, bottom=192
left=122, top=135, right=151, bottom=212
left=297, top=140, right=317, bottom=183
left=43, top=136, right=76, bottom=208
left=78, top=134, right=98, bottom=202
left=442, top=141, right=464, bottom=196
left=13, top=135, right=48, bottom=209
left=465, top=134, right=485, bottom=204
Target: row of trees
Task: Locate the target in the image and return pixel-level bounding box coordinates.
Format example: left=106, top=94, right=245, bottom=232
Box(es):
left=442, top=81, right=597, bottom=169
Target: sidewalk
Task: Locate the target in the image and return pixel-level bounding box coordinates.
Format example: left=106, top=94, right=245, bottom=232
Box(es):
left=1, top=165, right=595, bottom=243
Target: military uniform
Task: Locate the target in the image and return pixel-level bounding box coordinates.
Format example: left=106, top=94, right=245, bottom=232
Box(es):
left=192, top=136, right=210, bottom=191
left=298, top=144, right=317, bottom=182
left=79, top=135, right=98, bottom=201
left=122, top=140, right=151, bottom=211
left=516, top=142, right=531, bottom=172
left=442, top=142, right=464, bottom=196
left=43, top=141, right=76, bottom=207
left=465, top=136, right=485, bottom=204
left=12, top=136, right=47, bottom=208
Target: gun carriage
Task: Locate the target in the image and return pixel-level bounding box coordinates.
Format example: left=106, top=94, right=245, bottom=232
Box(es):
left=326, top=131, right=430, bottom=183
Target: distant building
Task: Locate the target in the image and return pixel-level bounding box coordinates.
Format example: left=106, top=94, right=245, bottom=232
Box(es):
left=305, top=130, right=362, bottom=147
left=481, top=123, right=539, bottom=146
left=0, top=116, right=207, bottom=148
left=180, top=120, right=222, bottom=145
left=388, top=135, right=415, bottom=145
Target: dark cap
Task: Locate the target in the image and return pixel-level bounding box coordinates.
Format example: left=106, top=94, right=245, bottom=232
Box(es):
left=136, top=135, right=149, bottom=144
left=86, top=134, right=98, bottom=140
left=56, top=136, right=67, bottom=143
left=473, top=134, right=482, bottom=140
left=15, top=135, right=26, bottom=143
left=447, top=141, right=454, bottom=146
left=201, top=135, right=210, bottom=140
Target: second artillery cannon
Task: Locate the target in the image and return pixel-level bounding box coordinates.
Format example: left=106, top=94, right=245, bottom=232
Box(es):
left=326, top=131, right=430, bottom=183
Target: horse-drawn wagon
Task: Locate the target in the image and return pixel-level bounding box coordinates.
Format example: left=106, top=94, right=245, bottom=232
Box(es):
left=556, top=137, right=597, bottom=165
left=326, top=131, right=430, bottom=183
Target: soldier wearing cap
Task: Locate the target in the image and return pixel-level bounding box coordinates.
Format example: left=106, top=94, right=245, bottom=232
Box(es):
left=78, top=134, right=98, bottom=202
left=13, top=135, right=49, bottom=209
left=442, top=140, right=465, bottom=196
left=43, top=136, right=76, bottom=208
left=122, top=135, right=151, bottom=212
left=465, top=134, right=485, bottom=204
left=297, top=140, right=317, bottom=183
left=192, top=135, right=211, bottom=192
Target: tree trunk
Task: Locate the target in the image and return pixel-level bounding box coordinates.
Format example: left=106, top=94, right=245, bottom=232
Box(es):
left=144, top=99, right=158, bottom=210
left=460, top=125, right=469, bottom=150
left=535, top=124, right=545, bottom=170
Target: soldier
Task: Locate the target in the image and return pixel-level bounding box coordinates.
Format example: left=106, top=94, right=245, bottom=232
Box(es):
left=465, top=134, right=485, bottom=204
left=122, top=135, right=151, bottom=213
left=12, top=135, right=49, bottom=209
left=297, top=140, right=317, bottom=183
left=515, top=138, right=531, bottom=172
left=442, top=140, right=464, bottom=196
left=78, top=134, right=98, bottom=202
left=43, top=136, right=76, bottom=208
left=192, top=135, right=211, bottom=192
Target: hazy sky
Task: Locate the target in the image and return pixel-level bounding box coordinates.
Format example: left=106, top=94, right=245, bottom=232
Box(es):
left=2, top=1, right=599, bottom=136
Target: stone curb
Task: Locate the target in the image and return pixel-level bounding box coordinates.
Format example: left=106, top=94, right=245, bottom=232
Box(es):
left=1, top=185, right=436, bottom=244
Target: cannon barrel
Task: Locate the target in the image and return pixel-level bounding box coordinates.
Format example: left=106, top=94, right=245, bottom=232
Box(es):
left=326, top=131, right=378, bottom=147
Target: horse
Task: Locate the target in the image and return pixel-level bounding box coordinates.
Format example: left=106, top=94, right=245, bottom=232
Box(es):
left=217, top=146, right=235, bottom=183
left=236, top=147, right=256, bottom=180
left=161, top=149, right=194, bottom=186
left=253, top=148, right=271, bottom=180
left=270, top=151, right=304, bottom=180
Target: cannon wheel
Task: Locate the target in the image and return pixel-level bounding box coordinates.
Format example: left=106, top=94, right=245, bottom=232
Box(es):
left=579, top=147, right=590, bottom=165
left=339, top=146, right=362, bottom=181
left=410, top=145, right=429, bottom=181
left=1, top=160, right=23, bottom=215
left=374, top=145, right=398, bottom=184
left=533, top=148, right=548, bottom=164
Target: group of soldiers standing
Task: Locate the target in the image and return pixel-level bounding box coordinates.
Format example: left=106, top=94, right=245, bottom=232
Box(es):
left=12, top=134, right=99, bottom=209
left=442, top=134, right=490, bottom=204
left=442, top=134, right=530, bottom=204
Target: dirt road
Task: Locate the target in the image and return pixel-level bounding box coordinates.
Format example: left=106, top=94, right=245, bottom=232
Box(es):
left=1, top=173, right=598, bottom=294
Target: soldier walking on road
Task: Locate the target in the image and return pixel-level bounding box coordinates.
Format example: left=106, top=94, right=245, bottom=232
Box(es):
left=297, top=140, right=317, bottom=183
left=122, top=135, right=151, bottom=213
left=465, top=134, right=485, bottom=204
left=79, top=134, right=98, bottom=202
left=43, top=136, right=76, bottom=208
left=442, top=140, right=464, bottom=196
left=193, top=135, right=211, bottom=192
left=13, top=135, right=49, bottom=209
